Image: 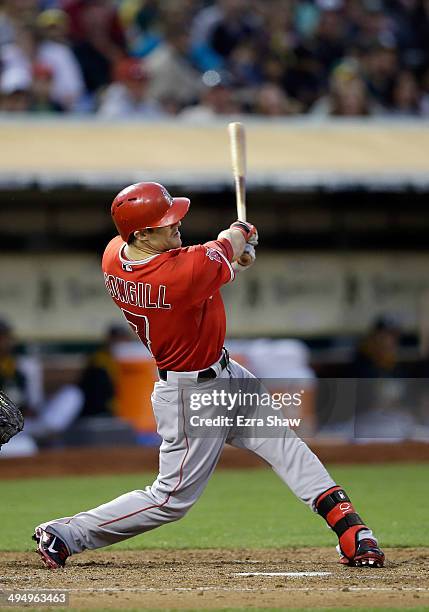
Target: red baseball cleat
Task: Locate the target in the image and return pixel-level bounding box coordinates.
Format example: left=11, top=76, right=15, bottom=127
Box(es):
left=33, top=527, right=70, bottom=569
left=339, top=538, right=385, bottom=567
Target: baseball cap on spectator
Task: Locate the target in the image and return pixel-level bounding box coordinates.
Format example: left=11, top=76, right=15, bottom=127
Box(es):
left=33, top=62, right=54, bottom=80
left=0, top=67, right=32, bottom=95
left=114, top=58, right=147, bottom=82
left=331, top=58, right=360, bottom=83
left=36, top=8, right=69, bottom=29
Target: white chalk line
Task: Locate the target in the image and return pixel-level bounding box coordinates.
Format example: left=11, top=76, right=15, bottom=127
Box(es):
left=1, top=586, right=428, bottom=594
left=235, top=571, right=332, bottom=577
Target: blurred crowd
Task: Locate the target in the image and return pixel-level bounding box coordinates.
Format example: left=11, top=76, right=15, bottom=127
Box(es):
left=1, top=0, right=429, bottom=117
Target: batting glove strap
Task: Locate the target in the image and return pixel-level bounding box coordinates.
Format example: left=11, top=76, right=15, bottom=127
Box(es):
left=230, top=221, right=258, bottom=245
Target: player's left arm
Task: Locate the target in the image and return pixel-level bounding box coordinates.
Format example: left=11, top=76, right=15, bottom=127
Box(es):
left=207, top=221, right=258, bottom=263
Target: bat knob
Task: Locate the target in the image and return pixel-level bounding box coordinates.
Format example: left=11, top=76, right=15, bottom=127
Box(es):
left=238, top=252, right=253, bottom=266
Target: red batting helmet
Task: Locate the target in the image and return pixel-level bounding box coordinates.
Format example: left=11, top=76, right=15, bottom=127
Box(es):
left=111, top=182, right=190, bottom=241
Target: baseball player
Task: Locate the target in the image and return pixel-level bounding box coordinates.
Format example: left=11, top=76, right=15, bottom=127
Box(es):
left=33, top=182, right=384, bottom=569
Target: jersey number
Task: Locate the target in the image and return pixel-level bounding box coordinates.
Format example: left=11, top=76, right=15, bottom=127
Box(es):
left=121, top=309, right=153, bottom=355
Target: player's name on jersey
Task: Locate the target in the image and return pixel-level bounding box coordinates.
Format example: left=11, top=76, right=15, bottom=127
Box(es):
left=104, top=274, right=171, bottom=309
left=189, top=415, right=302, bottom=428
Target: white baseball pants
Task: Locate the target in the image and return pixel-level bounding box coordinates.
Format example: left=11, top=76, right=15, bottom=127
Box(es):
left=38, top=359, right=336, bottom=554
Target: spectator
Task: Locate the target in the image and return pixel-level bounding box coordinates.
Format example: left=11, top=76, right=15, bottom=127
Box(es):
left=385, top=0, right=429, bottom=71
left=20, top=324, right=137, bottom=444
left=0, top=21, right=36, bottom=82
left=63, top=0, right=125, bottom=47
left=64, top=0, right=126, bottom=97
left=0, top=0, right=39, bottom=46
left=208, top=0, right=261, bottom=61
left=0, top=17, right=83, bottom=111
left=261, top=54, right=286, bottom=88
left=0, top=317, right=82, bottom=445
left=420, top=66, right=429, bottom=115
left=311, top=60, right=376, bottom=116
left=347, top=0, right=395, bottom=49
left=0, top=3, right=15, bottom=47
left=145, top=17, right=202, bottom=108
left=282, top=46, right=324, bottom=111
left=35, top=8, right=85, bottom=110
left=253, top=82, right=301, bottom=116
left=351, top=315, right=403, bottom=378
left=0, top=65, right=31, bottom=111
left=97, top=56, right=165, bottom=119
left=320, top=315, right=421, bottom=440
left=23, top=384, right=84, bottom=445
left=389, top=69, right=423, bottom=116
left=256, top=0, right=298, bottom=59
left=349, top=315, right=420, bottom=440
left=228, top=41, right=263, bottom=88
left=179, top=80, right=240, bottom=121
left=79, top=324, right=134, bottom=418
left=190, top=0, right=223, bottom=49
left=330, top=75, right=373, bottom=116
left=310, top=2, right=347, bottom=80
left=361, top=42, right=399, bottom=108
left=30, top=62, right=65, bottom=113
left=118, top=0, right=163, bottom=58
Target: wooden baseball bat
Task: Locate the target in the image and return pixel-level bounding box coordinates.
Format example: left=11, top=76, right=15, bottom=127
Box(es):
left=228, top=122, right=247, bottom=222
left=228, top=121, right=253, bottom=266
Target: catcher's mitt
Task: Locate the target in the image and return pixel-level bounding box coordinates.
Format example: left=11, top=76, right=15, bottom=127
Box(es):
left=0, top=391, right=24, bottom=448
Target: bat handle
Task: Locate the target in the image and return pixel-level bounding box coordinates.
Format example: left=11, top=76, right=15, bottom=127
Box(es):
left=235, top=176, right=246, bottom=222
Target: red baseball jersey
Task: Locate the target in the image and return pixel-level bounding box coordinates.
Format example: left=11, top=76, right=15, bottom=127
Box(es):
left=102, top=235, right=235, bottom=371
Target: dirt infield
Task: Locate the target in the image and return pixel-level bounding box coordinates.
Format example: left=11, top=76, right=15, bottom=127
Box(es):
left=1, top=548, right=428, bottom=609
left=1, top=441, right=429, bottom=480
